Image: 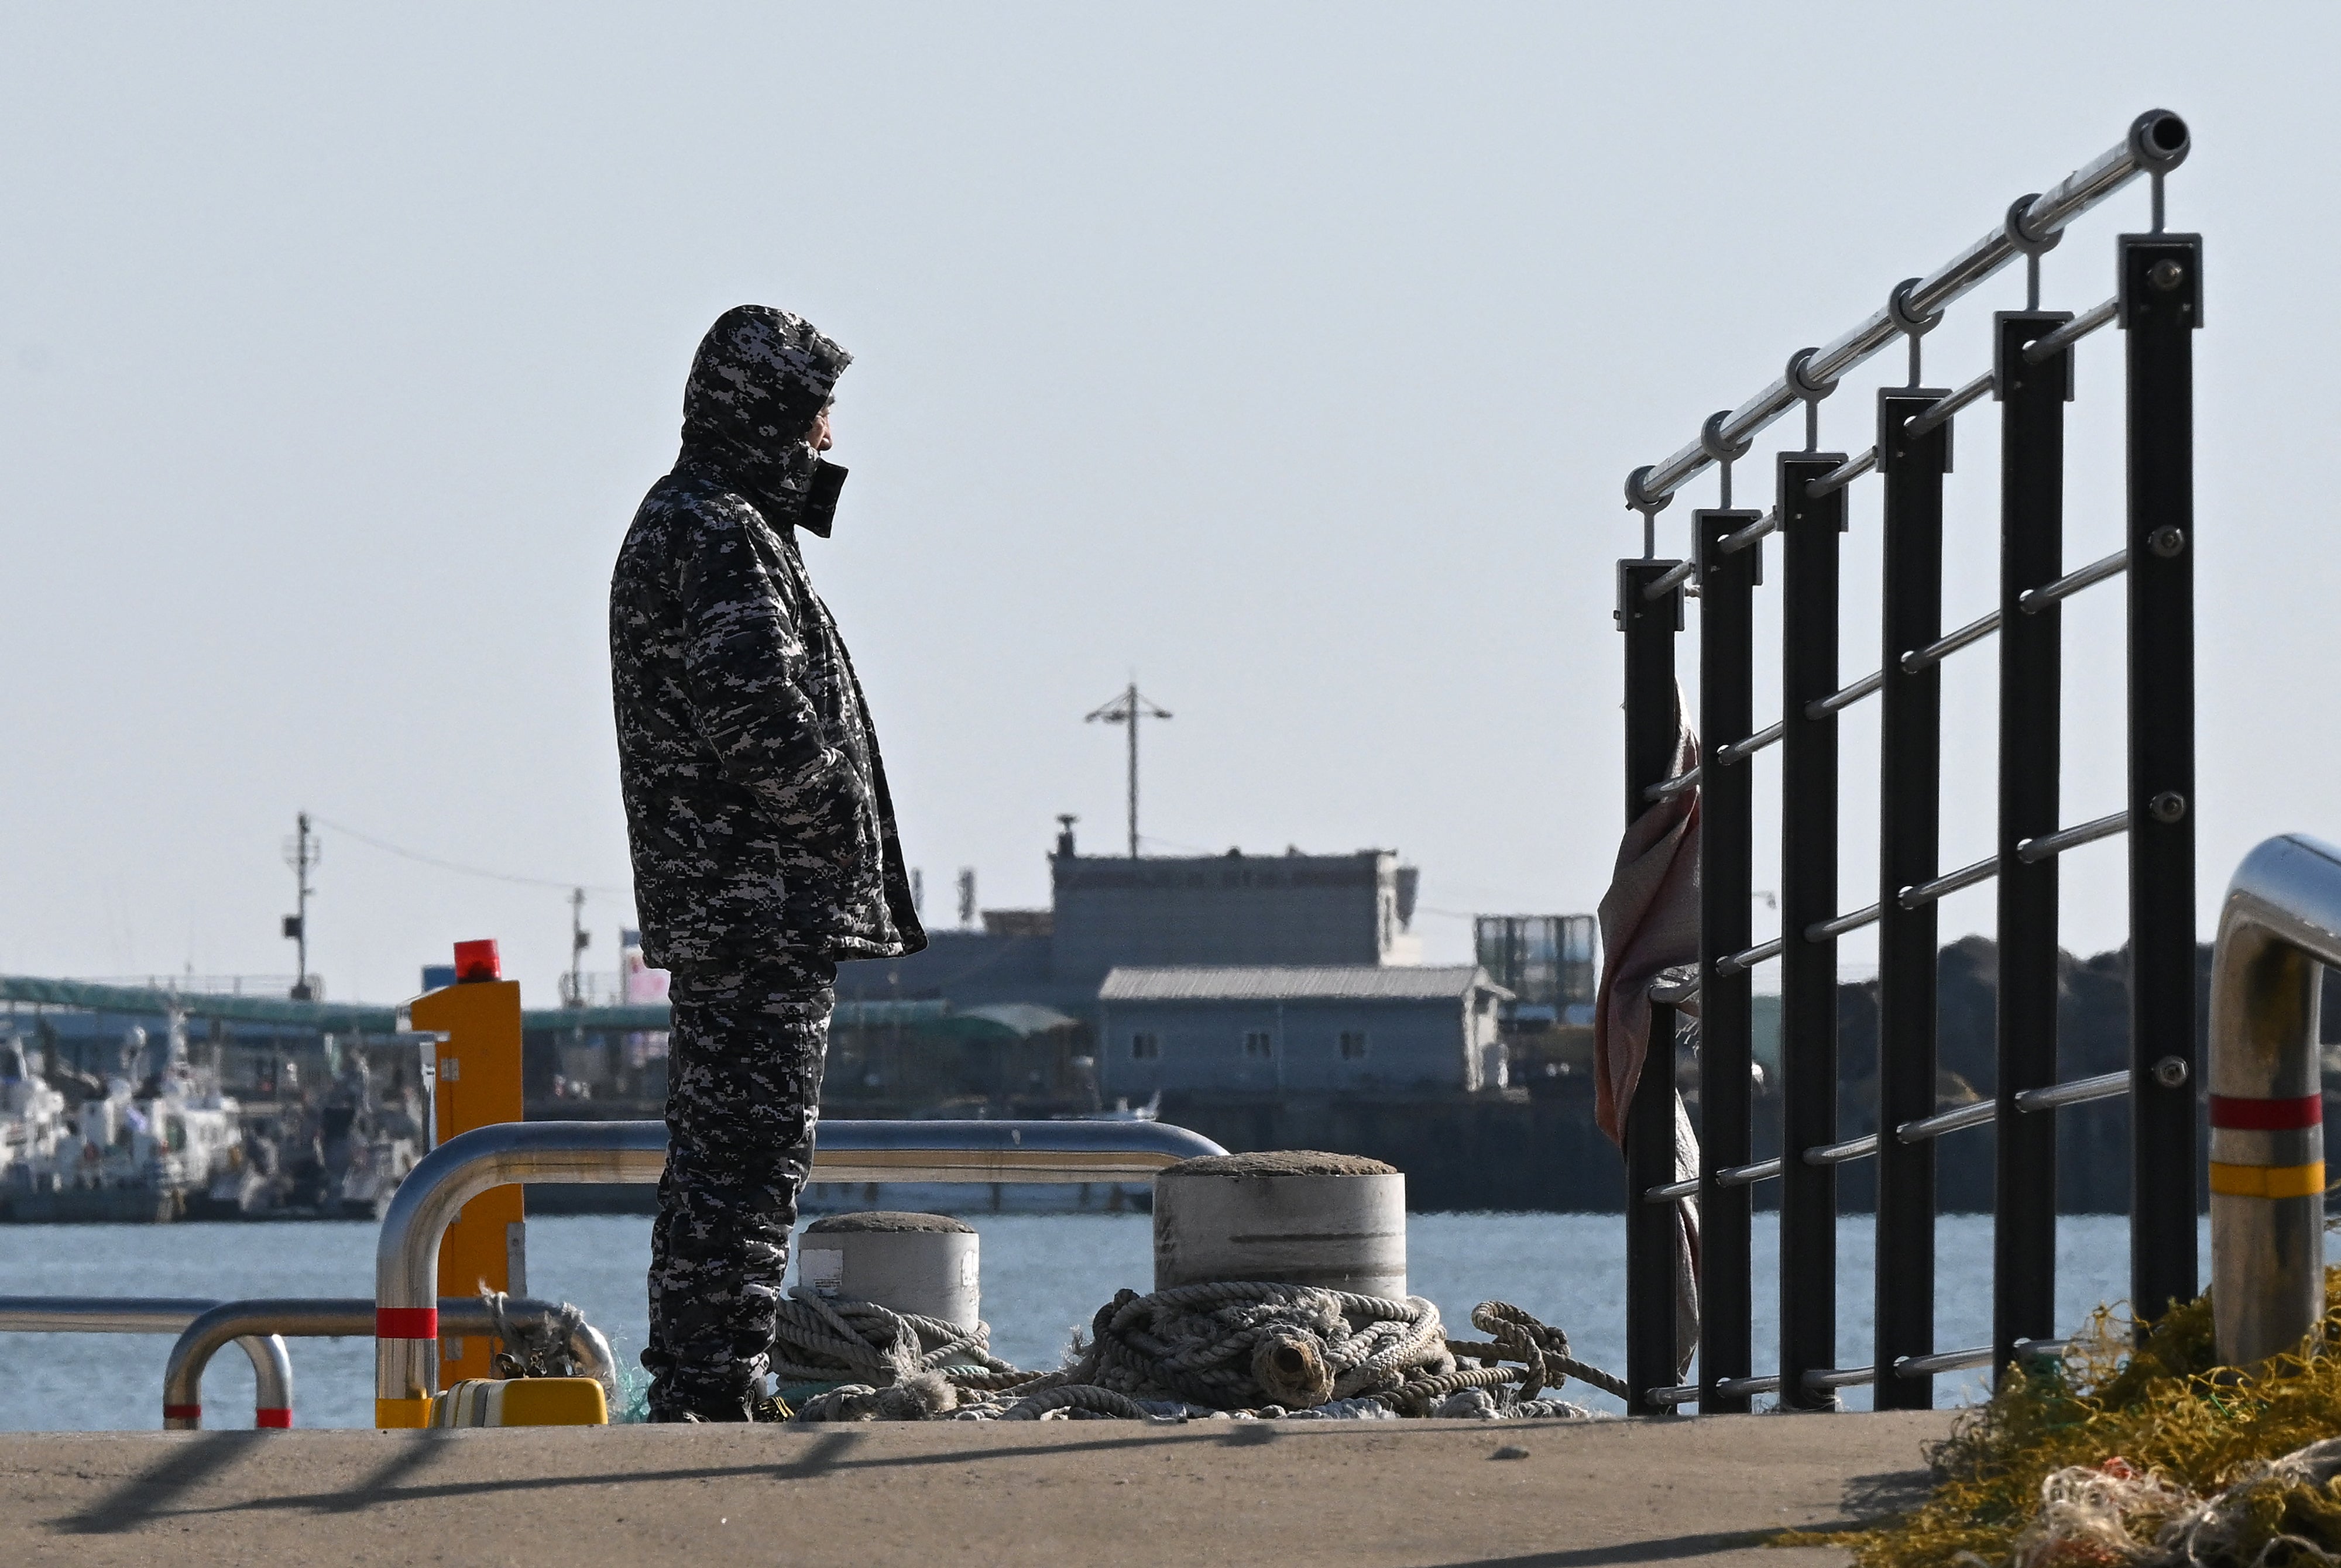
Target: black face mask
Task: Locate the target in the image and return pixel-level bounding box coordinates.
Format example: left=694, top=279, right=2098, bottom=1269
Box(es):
left=801, top=459, right=848, bottom=538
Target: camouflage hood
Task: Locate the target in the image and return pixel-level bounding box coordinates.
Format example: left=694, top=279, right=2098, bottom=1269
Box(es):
left=678, top=305, right=852, bottom=536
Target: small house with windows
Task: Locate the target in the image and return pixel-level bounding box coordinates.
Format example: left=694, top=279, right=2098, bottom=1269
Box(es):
left=1096, top=965, right=1512, bottom=1098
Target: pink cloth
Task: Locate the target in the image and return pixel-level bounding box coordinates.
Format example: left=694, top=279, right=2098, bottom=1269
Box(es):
left=1593, top=720, right=1704, bottom=1370
left=1594, top=724, right=1702, bottom=1145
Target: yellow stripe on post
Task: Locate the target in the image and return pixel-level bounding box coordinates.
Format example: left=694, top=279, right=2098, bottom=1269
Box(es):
left=2209, top=1161, right=2326, bottom=1199
left=375, top=1397, right=434, bottom=1429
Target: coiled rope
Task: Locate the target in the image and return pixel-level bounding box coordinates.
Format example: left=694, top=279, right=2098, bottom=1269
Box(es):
left=784, top=1284, right=1617, bottom=1423
left=480, top=1290, right=589, bottom=1380
left=767, top=1287, right=1029, bottom=1388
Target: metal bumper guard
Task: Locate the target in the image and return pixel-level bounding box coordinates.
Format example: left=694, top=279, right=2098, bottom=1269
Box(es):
left=373, top=1117, right=1227, bottom=1427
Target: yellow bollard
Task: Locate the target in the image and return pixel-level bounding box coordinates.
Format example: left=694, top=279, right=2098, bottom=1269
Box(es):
left=430, top=1378, right=608, bottom=1428
left=407, top=939, right=527, bottom=1394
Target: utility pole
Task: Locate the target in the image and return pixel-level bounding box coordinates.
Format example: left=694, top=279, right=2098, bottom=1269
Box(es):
left=568, top=886, right=591, bottom=1007
left=281, top=812, right=320, bottom=1000
left=1084, top=681, right=1171, bottom=858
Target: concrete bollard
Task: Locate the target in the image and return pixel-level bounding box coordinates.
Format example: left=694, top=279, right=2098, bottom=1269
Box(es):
left=1152, top=1152, right=1406, bottom=1298
left=796, top=1212, right=980, bottom=1329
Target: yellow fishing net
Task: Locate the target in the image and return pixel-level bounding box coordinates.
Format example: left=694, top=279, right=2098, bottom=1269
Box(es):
left=1789, top=1267, right=2341, bottom=1568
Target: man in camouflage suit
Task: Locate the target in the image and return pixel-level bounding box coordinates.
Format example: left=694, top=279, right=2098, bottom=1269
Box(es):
left=609, top=305, right=925, bottom=1422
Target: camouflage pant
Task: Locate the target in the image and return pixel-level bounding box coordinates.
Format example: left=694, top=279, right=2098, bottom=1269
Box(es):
left=644, top=952, right=836, bottom=1419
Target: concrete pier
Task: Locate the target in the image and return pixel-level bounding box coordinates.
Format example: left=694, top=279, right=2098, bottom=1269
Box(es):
left=0, top=1410, right=1952, bottom=1567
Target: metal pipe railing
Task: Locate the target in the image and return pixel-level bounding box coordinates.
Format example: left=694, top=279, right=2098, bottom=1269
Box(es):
left=1894, top=1338, right=2067, bottom=1378
left=162, top=1295, right=606, bottom=1431
left=2012, top=1070, right=2130, bottom=1115
left=2208, top=834, right=2341, bottom=1367
left=1643, top=765, right=1701, bottom=802
left=1901, top=607, right=2003, bottom=673
left=373, top=1117, right=1230, bottom=1427
left=2018, top=810, right=2130, bottom=864
left=1715, top=720, right=1784, bottom=765
left=2024, top=297, right=2120, bottom=365
left=1641, top=1069, right=2131, bottom=1201
left=1805, top=1133, right=1878, bottom=1167
left=1804, top=448, right=1877, bottom=500
left=1805, top=904, right=1880, bottom=943
left=1807, top=669, right=1885, bottom=720
left=1905, top=369, right=1995, bottom=441
left=1714, top=936, right=1782, bottom=977
left=1655, top=1340, right=2071, bottom=1408
left=2020, top=549, right=2129, bottom=615
left=1626, top=110, right=2188, bottom=513
left=1612, top=109, right=2203, bottom=1417
left=1897, top=1099, right=1997, bottom=1143
left=2, top=1297, right=293, bottom=1429
left=1718, top=509, right=1779, bottom=556
left=1899, top=853, right=1998, bottom=910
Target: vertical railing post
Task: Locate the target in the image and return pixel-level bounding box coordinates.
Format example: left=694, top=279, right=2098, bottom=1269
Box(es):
left=1697, top=507, right=1762, bottom=1414
left=1873, top=388, right=1951, bottom=1408
left=1994, top=308, right=2074, bottom=1378
left=1619, top=557, right=1685, bottom=1411
left=2122, top=229, right=2202, bottom=1326
left=1779, top=452, right=1845, bottom=1408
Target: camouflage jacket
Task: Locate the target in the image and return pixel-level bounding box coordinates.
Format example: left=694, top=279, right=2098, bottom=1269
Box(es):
left=610, top=306, right=925, bottom=969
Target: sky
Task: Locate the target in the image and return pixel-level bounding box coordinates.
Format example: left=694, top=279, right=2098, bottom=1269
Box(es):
left=2, top=2, right=2336, bottom=1006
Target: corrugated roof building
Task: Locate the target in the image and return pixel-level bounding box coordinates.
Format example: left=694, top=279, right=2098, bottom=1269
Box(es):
left=1096, top=965, right=1512, bottom=1098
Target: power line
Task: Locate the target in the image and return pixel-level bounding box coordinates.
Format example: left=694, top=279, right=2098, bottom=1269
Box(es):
left=309, top=816, right=630, bottom=896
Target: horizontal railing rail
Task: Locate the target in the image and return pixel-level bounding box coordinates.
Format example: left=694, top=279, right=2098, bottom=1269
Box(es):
left=1, top=1297, right=293, bottom=1429
left=1623, top=109, right=2188, bottom=515
left=1651, top=1338, right=2072, bottom=1408
left=1640, top=1069, right=2135, bottom=1203
left=161, top=1295, right=605, bottom=1432
left=373, top=1117, right=1230, bottom=1428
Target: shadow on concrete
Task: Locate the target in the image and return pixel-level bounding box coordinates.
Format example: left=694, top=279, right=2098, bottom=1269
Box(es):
left=1417, top=1522, right=1880, bottom=1567
left=311, top=1435, right=465, bottom=1515
left=1839, top=1467, right=1932, bottom=1518
left=55, top=1433, right=270, bottom=1535
left=63, top=1421, right=1630, bottom=1531
left=139, top=1428, right=1237, bottom=1525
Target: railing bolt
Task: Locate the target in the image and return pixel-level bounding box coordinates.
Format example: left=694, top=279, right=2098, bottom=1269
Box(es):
left=2151, top=1055, right=2190, bottom=1089
left=2150, top=259, right=2186, bottom=291
left=2150, top=790, right=2188, bottom=824
left=2150, top=525, right=2186, bottom=558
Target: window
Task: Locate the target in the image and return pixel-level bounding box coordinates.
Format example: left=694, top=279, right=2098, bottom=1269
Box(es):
left=1338, top=1031, right=1369, bottom=1061
left=1243, top=1031, right=1274, bottom=1058
left=1131, top=1032, right=1160, bottom=1061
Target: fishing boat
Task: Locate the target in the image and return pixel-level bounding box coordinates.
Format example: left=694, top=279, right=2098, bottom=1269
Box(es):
left=1, top=1015, right=243, bottom=1223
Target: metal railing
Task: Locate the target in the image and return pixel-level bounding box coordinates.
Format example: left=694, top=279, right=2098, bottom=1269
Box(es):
left=373, top=1116, right=1229, bottom=1426
left=1, top=1297, right=294, bottom=1429
left=163, top=1295, right=608, bottom=1431
left=1615, top=109, right=2200, bottom=1411
left=0, top=1293, right=609, bottom=1431
left=1623, top=110, right=2190, bottom=524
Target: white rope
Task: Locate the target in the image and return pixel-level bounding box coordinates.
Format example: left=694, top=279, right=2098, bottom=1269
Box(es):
left=782, top=1285, right=1619, bottom=1423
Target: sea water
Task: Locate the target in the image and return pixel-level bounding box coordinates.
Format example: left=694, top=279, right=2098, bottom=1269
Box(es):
left=0, top=1211, right=2208, bottom=1431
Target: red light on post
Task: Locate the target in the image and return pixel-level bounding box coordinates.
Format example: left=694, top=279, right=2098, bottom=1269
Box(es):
left=453, top=940, right=502, bottom=984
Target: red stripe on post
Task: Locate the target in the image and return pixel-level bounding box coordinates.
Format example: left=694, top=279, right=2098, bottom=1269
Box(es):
left=255, top=1408, right=293, bottom=1429
left=163, top=1404, right=201, bottom=1421
left=375, top=1307, right=440, bottom=1339
left=2209, top=1094, right=2323, bottom=1130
